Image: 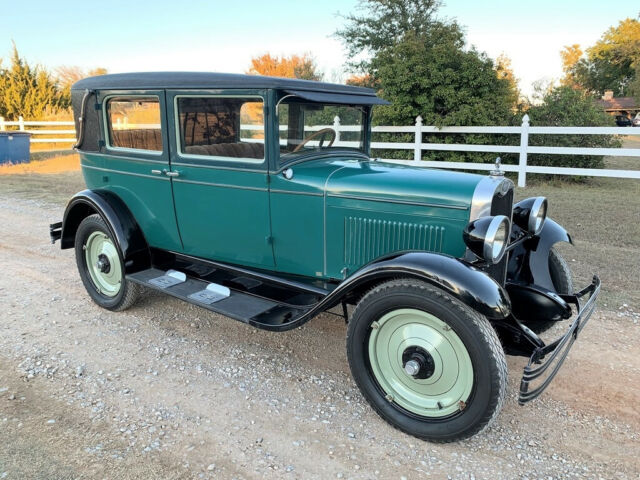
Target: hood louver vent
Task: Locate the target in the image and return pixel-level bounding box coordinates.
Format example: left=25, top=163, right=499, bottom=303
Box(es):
left=344, top=217, right=445, bottom=269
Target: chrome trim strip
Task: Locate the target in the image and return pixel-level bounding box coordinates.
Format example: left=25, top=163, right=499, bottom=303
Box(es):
left=171, top=178, right=267, bottom=192
left=323, top=165, right=349, bottom=275
left=176, top=150, right=265, bottom=165
left=269, top=189, right=324, bottom=197
left=326, top=193, right=468, bottom=210
left=170, top=161, right=265, bottom=173
left=102, top=94, right=164, bottom=156
left=82, top=151, right=167, bottom=164
left=173, top=94, right=266, bottom=165
left=81, top=164, right=170, bottom=180
left=275, top=151, right=368, bottom=174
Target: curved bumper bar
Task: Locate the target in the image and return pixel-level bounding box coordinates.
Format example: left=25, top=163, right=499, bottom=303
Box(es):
left=518, top=275, right=601, bottom=404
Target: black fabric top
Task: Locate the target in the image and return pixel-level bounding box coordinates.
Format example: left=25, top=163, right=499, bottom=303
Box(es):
left=284, top=89, right=390, bottom=105
left=72, top=72, right=381, bottom=98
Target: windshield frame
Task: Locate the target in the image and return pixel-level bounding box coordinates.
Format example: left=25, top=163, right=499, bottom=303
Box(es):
left=274, top=94, right=371, bottom=168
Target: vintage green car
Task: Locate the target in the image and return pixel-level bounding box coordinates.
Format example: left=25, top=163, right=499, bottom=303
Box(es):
left=50, top=72, right=599, bottom=442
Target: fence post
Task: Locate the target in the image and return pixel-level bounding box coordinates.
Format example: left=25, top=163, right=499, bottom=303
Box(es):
left=18, top=116, right=25, bottom=131
left=518, top=114, right=530, bottom=187
left=414, top=115, right=423, bottom=164
left=0, top=117, right=5, bottom=131
left=333, top=115, right=341, bottom=144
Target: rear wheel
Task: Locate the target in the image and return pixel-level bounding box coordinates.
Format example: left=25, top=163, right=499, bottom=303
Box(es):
left=524, top=248, right=573, bottom=334
left=347, top=279, right=507, bottom=442
left=75, top=214, right=140, bottom=311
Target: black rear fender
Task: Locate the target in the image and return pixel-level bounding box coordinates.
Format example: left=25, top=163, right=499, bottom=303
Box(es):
left=60, top=189, right=150, bottom=273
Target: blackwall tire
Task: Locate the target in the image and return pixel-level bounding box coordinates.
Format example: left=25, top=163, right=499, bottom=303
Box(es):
left=346, top=278, right=507, bottom=442
left=75, top=214, right=140, bottom=311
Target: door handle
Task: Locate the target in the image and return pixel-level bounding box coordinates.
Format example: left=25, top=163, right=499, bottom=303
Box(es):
left=165, top=171, right=180, bottom=177
left=151, top=169, right=162, bottom=175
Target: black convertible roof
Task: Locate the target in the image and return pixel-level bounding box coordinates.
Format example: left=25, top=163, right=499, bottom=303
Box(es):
left=72, top=72, right=389, bottom=105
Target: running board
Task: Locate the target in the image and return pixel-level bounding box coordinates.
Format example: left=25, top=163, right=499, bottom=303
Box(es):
left=126, top=267, right=325, bottom=330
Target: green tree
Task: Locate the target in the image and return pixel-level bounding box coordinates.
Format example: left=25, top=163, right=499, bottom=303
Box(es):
left=336, top=0, right=442, bottom=73
left=336, top=1, right=518, bottom=162
left=0, top=44, right=66, bottom=119
left=526, top=85, right=620, bottom=173
left=371, top=28, right=515, bottom=127
left=572, top=18, right=640, bottom=95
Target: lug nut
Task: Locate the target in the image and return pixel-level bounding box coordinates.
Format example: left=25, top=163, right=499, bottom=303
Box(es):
left=404, top=359, right=421, bottom=376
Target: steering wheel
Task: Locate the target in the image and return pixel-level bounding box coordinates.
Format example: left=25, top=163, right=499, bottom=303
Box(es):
left=293, top=128, right=336, bottom=152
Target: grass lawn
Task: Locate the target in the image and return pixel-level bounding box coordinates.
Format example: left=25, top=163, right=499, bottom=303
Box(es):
left=1, top=148, right=638, bottom=309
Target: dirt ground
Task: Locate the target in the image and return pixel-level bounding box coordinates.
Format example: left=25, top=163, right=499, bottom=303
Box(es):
left=0, top=184, right=639, bottom=479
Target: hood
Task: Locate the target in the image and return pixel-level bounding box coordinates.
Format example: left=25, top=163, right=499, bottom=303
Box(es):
left=325, top=160, right=483, bottom=212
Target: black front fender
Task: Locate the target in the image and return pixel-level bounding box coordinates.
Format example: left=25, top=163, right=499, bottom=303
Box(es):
left=331, top=252, right=511, bottom=321
left=508, top=218, right=572, bottom=291
left=59, top=189, right=150, bottom=273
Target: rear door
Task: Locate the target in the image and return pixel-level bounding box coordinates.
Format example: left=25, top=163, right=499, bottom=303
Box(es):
left=166, top=90, right=275, bottom=269
left=91, top=90, right=183, bottom=251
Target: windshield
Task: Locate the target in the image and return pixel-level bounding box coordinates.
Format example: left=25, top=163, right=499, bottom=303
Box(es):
left=278, top=100, right=366, bottom=161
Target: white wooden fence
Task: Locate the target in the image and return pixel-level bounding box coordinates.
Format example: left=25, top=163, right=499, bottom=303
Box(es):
left=2, top=114, right=639, bottom=187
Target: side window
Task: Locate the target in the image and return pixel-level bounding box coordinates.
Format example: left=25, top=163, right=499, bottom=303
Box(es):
left=106, top=97, right=162, bottom=152
left=177, top=96, right=264, bottom=161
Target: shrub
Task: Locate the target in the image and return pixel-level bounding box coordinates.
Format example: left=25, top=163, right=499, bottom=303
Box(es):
left=526, top=86, right=621, bottom=172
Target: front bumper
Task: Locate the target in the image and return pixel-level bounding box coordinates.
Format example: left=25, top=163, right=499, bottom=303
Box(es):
left=518, top=275, right=601, bottom=404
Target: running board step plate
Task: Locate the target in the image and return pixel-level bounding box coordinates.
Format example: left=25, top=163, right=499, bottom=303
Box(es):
left=126, top=268, right=312, bottom=327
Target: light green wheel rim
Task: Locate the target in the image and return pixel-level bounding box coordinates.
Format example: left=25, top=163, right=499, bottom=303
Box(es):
left=368, top=308, right=474, bottom=418
left=84, top=231, right=122, bottom=298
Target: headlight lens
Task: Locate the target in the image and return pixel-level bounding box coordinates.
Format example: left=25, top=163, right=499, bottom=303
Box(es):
left=513, top=197, right=547, bottom=235
left=463, top=215, right=511, bottom=264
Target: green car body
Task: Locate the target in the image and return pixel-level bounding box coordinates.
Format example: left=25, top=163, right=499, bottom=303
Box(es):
left=75, top=81, right=478, bottom=281
left=51, top=72, right=600, bottom=442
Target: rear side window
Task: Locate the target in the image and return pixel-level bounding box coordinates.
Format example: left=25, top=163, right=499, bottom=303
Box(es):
left=176, top=96, right=264, bottom=162
left=106, top=96, right=162, bottom=152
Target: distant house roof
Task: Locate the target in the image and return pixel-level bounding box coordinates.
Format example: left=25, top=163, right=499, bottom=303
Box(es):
left=596, top=96, right=638, bottom=111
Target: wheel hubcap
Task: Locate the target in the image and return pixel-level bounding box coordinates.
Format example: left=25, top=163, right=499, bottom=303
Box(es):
left=368, top=309, right=474, bottom=418
left=402, top=346, right=435, bottom=379
left=96, top=253, right=111, bottom=273
left=84, top=231, right=122, bottom=297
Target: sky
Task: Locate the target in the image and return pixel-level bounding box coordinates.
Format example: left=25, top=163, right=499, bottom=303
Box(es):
left=1, top=0, right=638, bottom=97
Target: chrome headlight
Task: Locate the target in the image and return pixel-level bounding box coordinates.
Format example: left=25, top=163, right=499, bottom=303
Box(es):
left=513, top=197, right=547, bottom=235
left=463, top=215, right=511, bottom=264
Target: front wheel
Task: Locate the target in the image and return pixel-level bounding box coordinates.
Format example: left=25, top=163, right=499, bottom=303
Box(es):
left=75, top=214, right=140, bottom=311
left=347, top=279, right=507, bottom=442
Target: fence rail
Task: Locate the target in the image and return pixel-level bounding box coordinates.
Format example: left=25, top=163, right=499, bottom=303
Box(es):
left=0, top=116, right=75, bottom=144
left=2, top=114, right=639, bottom=187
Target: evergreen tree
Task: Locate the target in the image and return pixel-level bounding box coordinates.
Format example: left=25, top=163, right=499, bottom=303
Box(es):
left=0, top=44, right=66, bottom=119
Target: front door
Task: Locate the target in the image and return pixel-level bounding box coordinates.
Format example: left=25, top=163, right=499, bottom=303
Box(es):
left=166, top=91, right=274, bottom=269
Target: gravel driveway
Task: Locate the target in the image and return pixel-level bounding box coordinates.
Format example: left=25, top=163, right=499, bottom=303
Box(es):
left=0, top=195, right=638, bottom=479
